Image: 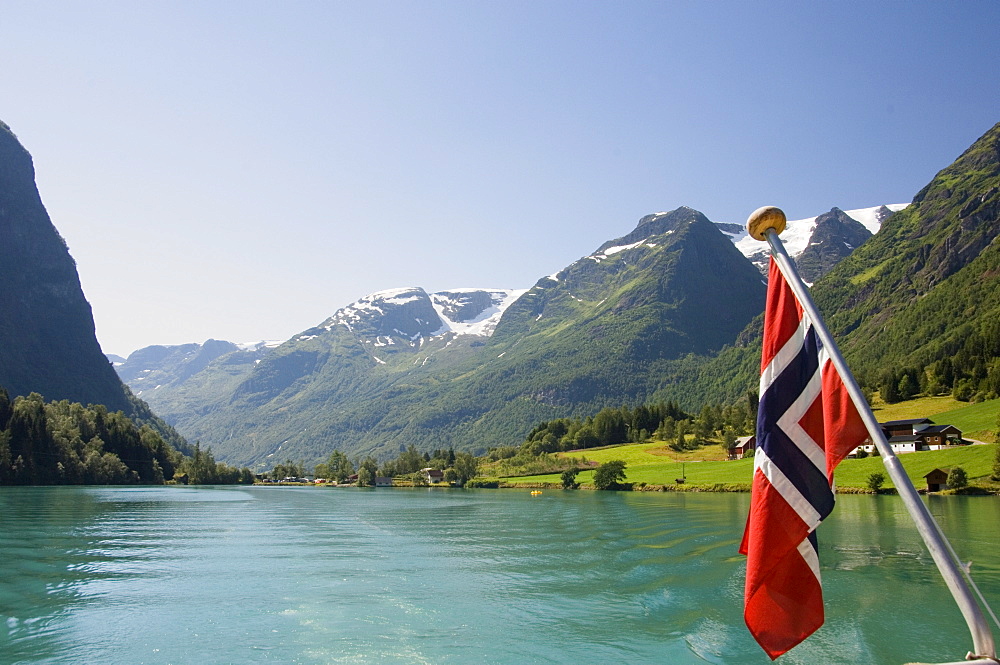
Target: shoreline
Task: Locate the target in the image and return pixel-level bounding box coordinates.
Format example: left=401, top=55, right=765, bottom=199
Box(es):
left=251, top=480, right=999, bottom=496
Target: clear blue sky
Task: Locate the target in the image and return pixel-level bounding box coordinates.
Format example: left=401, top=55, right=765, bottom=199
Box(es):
left=2, top=1, right=998, bottom=357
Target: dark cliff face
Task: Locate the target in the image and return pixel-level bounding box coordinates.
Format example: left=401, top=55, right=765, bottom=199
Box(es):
left=0, top=122, right=128, bottom=409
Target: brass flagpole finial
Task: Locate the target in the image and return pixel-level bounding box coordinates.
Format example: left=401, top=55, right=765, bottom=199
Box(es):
left=746, top=206, right=786, bottom=241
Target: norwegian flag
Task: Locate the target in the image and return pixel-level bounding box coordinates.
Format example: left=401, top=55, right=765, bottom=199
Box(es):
left=740, top=256, right=869, bottom=659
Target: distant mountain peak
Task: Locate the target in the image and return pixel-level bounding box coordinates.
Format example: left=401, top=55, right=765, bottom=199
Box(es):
left=719, top=203, right=909, bottom=278
left=324, top=287, right=441, bottom=341
left=794, top=207, right=875, bottom=282
left=635, top=205, right=700, bottom=228
left=598, top=206, right=711, bottom=253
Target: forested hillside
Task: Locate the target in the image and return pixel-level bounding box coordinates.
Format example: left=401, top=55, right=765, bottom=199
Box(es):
left=816, top=121, right=1000, bottom=401
left=0, top=387, right=252, bottom=485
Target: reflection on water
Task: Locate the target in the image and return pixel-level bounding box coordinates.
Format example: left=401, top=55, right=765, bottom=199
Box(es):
left=0, top=487, right=996, bottom=665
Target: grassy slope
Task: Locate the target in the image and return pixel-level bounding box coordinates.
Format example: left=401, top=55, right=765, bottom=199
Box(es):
left=500, top=397, right=1000, bottom=489
left=869, top=395, right=1000, bottom=441
left=931, top=400, right=1000, bottom=442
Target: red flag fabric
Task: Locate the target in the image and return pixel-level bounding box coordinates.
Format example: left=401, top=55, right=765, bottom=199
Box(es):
left=740, top=257, right=869, bottom=659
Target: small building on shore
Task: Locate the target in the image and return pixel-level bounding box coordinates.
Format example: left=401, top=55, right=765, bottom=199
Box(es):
left=422, top=468, right=445, bottom=484
left=731, top=436, right=756, bottom=460
left=924, top=468, right=951, bottom=492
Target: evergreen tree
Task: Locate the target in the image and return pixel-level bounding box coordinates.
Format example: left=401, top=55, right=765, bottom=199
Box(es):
left=0, top=388, right=12, bottom=431
left=656, top=417, right=676, bottom=440
left=357, top=457, right=378, bottom=486
left=897, top=371, right=920, bottom=401
left=880, top=370, right=902, bottom=404
left=672, top=419, right=692, bottom=451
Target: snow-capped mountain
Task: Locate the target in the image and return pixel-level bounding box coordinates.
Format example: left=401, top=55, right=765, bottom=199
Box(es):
left=718, top=203, right=909, bottom=277
left=117, top=289, right=525, bottom=401
left=123, top=205, right=769, bottom=467
left=320, top=286, right=527, bottom=346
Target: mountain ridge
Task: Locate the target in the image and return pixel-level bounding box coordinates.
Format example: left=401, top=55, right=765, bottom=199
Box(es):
left=114, top=198, right=912, bottom=468
left=682, top=121, right=1000, bottom=411
left=723, top=203, right=908, bottom=278
left=118, top=205, right=771, bottom=467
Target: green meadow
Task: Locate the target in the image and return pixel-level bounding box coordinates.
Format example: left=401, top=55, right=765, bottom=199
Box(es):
left=499, top=397, right=1000, bottom=491
left=501, top=442, right=997, bottom=490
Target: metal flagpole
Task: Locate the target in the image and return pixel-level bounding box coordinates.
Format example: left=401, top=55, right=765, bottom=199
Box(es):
left=747, top=206, right=996, bottom=661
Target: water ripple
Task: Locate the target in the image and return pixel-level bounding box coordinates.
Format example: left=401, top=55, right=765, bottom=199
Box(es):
left=1, top=487, right=996, bottom=664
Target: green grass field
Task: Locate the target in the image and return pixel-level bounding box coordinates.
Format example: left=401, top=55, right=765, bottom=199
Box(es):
left=501, top=442, right=998, bottom=490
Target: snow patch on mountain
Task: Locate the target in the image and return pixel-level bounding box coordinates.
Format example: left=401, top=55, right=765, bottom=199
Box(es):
left=841, top=204, right=909, bottom=234
left=429, top=288, right=528, bottom=337
left=324, top=286, right=527, bottom=341
left=585, top=236, right=667, bottom=264
left=235, top=340, right=284, bottom=352
left=601, top=239, right=647, bottom=257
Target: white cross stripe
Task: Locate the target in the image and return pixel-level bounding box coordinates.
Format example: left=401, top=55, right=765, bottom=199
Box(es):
left=759, top=311, right=813, bottom=396
left=797, top=536, right=822, bottom=584
left=776, top=362, right=827, bottom=474
left=753, top=447, right=823, bottom=530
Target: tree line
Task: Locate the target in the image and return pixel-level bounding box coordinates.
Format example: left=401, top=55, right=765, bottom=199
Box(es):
left=0, top=388, right=252, bottom=486
left=267, top=445, right=480, bottom=487
left=875, top=320, right=1000, bottom=404
left=512, top=398, right=756, bottom=456
left=261, top=393, right=765, bottom=490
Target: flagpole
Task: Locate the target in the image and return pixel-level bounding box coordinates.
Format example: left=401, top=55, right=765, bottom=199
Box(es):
left=747, top=206, right=996, bottom=661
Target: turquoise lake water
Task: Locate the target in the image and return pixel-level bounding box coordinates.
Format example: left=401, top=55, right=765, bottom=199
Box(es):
left=1, top=486, right=997, bottom=664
